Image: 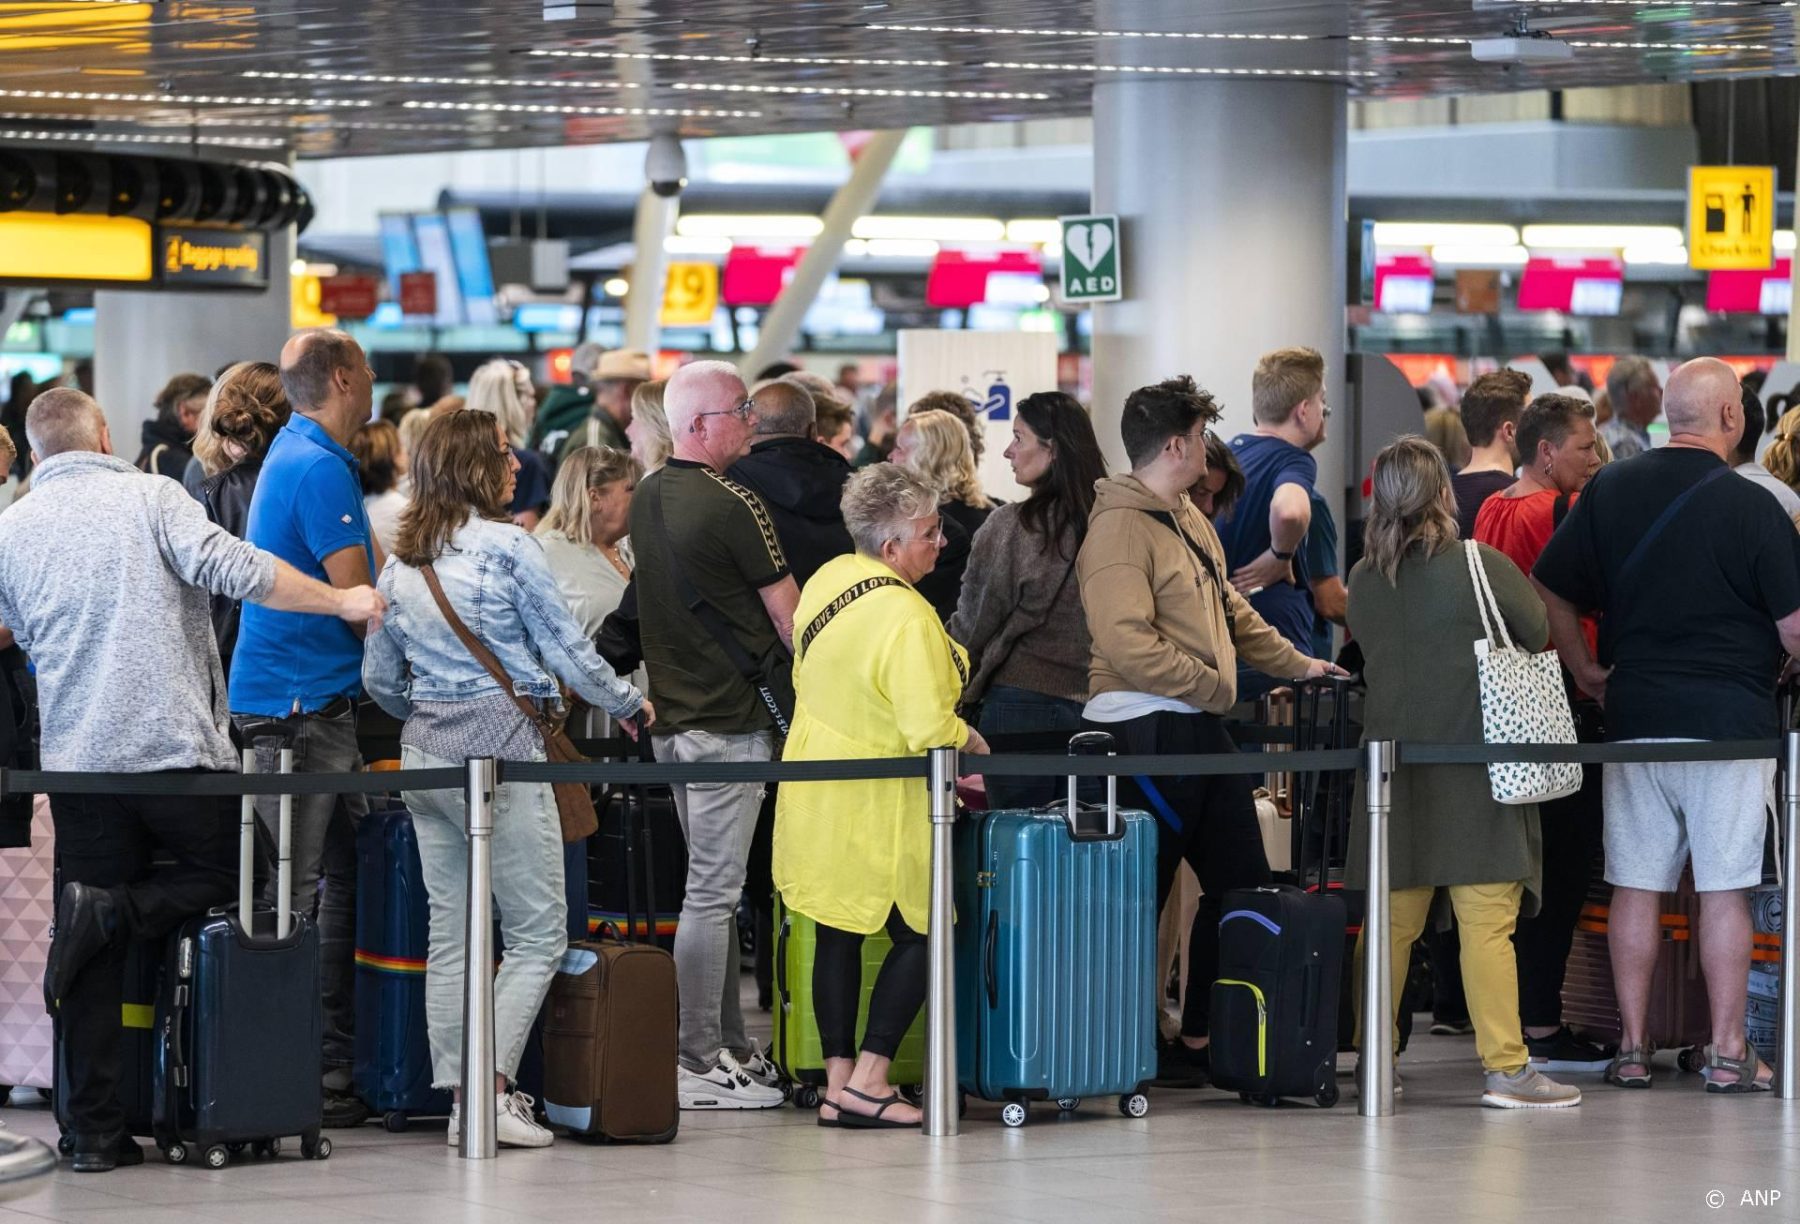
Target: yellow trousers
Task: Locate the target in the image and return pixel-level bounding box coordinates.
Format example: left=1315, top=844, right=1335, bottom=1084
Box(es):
left=1356, top=881, right=1528, bottom=1073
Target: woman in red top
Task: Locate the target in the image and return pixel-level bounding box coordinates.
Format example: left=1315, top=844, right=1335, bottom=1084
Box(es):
left=1473, top=392, right=1601, bottom=575
left=1472, top=391, right=1610, bottom=1073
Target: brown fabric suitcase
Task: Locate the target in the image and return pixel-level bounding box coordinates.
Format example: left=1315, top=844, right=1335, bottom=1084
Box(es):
left=542, top=937, right=678, bottom=1142
left=1561, top=874, right=1709, bottom=1063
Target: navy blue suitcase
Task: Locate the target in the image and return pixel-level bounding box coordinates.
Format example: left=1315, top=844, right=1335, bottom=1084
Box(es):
left=1210, top=885, right=1344, bottom=1107
left=353, top=806, right=451, bottom=1132
left=151, top=725, right=329, bottom=1167
left=955, top=733, right=1158, bottom=1127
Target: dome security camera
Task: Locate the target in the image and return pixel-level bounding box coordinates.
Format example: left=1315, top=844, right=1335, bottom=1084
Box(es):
left=645, top=132, right=687, bottom=199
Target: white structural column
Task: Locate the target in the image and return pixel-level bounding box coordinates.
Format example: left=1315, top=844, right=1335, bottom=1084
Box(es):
left=1090, top=73, right=1348, bottom=526
left=739, top=128, right=907, bottom=380
left=624, top=184, right=680, bottom=355
left=93, top=225, right=294, bottom=458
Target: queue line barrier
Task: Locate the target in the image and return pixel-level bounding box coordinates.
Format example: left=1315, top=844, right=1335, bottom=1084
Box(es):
left=4, top=733, right=1797, bottom=1148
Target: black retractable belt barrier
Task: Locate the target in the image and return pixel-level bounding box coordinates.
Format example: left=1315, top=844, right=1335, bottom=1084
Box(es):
left=0, top=767, right=464, bottom=798
left=1398, top=739, right=1778, bottom=766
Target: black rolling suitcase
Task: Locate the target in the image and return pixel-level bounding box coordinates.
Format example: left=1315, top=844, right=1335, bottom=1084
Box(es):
left=153, top=722, right=328, bottom=1168
left=1210, top=885, right=1345, bottom=1107
left=587, top=735, right=686, bottom=949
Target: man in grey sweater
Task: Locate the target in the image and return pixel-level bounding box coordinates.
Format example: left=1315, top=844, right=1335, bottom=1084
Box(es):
left=0, top=388, right=384, bottom=1172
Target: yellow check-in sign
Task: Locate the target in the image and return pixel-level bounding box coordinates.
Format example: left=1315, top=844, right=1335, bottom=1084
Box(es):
left=661, top=261, right=720, bottom=327
left=1688, top=165, right=1775, bottom=271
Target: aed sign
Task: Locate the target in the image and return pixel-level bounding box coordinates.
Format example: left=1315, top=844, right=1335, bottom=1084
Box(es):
left=1059, top=213, right=1121, bottom=302
left=158, top=225, right=269, bottom=289
left=1688, top=165, right=1775, bottom=271
left=661, top=261, right=720, bottom=327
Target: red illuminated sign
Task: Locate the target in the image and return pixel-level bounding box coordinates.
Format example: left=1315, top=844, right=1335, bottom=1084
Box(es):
left=925, top=248, right=1042, bottom=309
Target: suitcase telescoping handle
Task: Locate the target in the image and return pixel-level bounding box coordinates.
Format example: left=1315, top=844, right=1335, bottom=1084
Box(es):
left=237, top=720, right=298, bottom=940
left=1065, top=730, right=1119, bottom=840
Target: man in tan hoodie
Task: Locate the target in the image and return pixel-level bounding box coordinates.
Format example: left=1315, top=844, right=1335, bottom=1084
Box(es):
left=1079, top=374, right=1341, bottom=1087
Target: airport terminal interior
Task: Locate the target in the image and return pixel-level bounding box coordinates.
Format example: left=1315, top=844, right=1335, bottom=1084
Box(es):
left=5, top=1, right=1800, bottom=1220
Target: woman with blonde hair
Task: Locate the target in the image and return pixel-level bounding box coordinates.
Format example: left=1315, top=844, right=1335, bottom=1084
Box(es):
left=1762, top=404, right=1800, bottom=493
left=362, top=408, right=650, bottom=1149
left=195, top=361, right=292, bottom=674
left=890, top=407, right=991, bottom=621
left=623, top=379, right=671, bottom=473
left=1346, top=435, right=1579, bottom=1111
left=466, top=358, right=552, bottom=529
left=535, top=445, right=642, bottom=639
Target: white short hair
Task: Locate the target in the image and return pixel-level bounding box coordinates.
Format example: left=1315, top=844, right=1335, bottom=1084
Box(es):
left=664, top=359, right=745, bottom=434
left=25, top=388, right=105, bottom=458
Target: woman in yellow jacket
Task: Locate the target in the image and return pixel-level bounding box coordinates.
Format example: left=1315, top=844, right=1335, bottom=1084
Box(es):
left=773, top=464, right=990, bottom=1129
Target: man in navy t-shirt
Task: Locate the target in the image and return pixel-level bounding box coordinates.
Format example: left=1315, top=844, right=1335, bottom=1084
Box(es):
left=228, top=327, right=379, bottom=1129
left=1215, top=346, right=1332, bottom=700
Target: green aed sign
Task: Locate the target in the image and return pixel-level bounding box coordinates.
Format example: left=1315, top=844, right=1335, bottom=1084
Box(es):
left=1059, top=213, right=1121, bottom=303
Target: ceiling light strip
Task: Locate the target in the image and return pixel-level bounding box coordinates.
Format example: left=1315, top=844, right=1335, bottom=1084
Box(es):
left=401, top=100, right=761, bottom=118
left=0, top=87, right=372, bottom=108
left=1348, top=35, right=1770, bottom=51
left=983, top=60, right=1379, bottom=79
left=668, top=82, right=1052, bottom=100
left=0, top=128, right=287, bottom=148
left=243, top=69, right=637, bottom=90
left=868, top=23, right=1315, bottom=41
left=529, top=48, right=955, bottom=69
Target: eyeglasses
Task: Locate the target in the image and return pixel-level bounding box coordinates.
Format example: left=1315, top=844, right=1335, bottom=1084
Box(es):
left=903, top=518, right=946, bottom=547
left=689, top=397, right=756, bottom=431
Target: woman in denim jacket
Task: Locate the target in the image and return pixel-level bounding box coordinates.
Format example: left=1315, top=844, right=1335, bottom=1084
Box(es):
left=363, top=409, right=652, bottom=1149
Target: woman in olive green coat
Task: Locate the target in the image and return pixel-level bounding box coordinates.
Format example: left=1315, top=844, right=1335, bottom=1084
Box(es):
left=1346, top=437, right=1579, bottom=1110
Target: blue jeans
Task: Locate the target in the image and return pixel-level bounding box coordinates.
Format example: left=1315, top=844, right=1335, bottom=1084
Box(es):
left=400, top=745, right=569, bottom=1087
left=976, top=685, right=1089, bottom=811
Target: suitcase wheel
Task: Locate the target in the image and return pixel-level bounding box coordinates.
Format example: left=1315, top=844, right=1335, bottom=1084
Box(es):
left=792, top=1084, right=821, bottom=1110
left=226, top=1142, right=248, bottom=1158
left=382, top=1111, right=411, bottom=1133
left=1315, top=1082, right=1339, bottom=1109
left=1000, top=1101, right=1028, bottom=1128
left=57, top=1134, right=73, bottom=1156
left=1055, top=1097, right=1081, bottom=1113
left=203, top=1144, right=229, bottom=1170
left=164, top=1142, right=188, bottom=1165
left=302, top=1134, right=332, bottom=1160
left=254, top=1138, right=281, bottom=1159
left=1118, top=1093, right=1149, bottom=1119
left=1678, top=1047, right=1705, bottom=1074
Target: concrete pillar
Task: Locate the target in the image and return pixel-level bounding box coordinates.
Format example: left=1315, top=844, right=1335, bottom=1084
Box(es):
left=1090, top=74, right=1348, bottom=527
left=93, top=226, right=294, bottom=462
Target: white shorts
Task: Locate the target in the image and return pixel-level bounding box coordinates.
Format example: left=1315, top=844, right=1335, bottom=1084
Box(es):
left=1602, top=741, right=1773, bottom=893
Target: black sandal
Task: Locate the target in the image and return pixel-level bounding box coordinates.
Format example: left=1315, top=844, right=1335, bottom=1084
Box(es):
left=835, top=1086, right=921, bottom=1130
left=817, top=1096, right=844, bottom=1128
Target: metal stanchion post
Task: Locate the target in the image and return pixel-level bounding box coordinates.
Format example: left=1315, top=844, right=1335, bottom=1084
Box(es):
left=459, top=757, right=498, bottom=1159
left=276, top=745, right=294, bottom=940
left=238, top=748, right=256, bottom=936
left=1358, top=740, right=1395, bottom=1119
left=1780, top=731, right=1800, bottom=1099
left=923, top=745, right=959, bottom=1138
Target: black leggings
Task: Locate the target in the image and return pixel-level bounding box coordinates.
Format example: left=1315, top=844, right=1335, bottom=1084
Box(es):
left=813, top=907, right=925, bottom=1061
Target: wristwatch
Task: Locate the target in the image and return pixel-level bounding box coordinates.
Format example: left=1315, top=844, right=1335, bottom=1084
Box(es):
left=1272, top=548, right=1295, bottom=562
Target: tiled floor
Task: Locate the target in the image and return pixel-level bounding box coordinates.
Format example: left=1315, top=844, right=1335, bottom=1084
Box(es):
left=5, top=1002, right=1799, bottom=1224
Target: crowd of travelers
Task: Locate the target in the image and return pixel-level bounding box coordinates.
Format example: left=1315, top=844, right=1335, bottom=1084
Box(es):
left=0, top=331, right=1793, bottom=1167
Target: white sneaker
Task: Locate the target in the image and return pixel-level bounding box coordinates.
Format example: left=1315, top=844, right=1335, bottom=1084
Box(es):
left=444, top=1092, right=556, bottom=1148
left=1482, top=1066, right=1582, bottom=1110
left=734, top=1041, right=783, bottom=1090
left=679, top=1054, right=786, bottom=1110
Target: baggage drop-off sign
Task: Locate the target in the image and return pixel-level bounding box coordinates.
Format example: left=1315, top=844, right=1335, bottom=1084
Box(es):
left=1060, top=214, right=1122, bottom=303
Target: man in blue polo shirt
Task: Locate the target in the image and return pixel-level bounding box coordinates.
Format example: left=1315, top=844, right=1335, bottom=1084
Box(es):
left=229, top=327, right=378, bottom=1129
left=1215, top=346, right=1331, bottom=702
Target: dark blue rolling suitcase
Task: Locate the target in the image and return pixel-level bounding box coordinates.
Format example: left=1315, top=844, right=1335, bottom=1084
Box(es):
left=353, top=806, right=451, bottom=1132
left=955, top=732, right=1158, bottom=1127
left=152, top=725, right=328, bottom=1168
